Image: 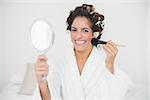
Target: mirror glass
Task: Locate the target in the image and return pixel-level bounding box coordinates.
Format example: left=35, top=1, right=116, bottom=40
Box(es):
left=30, top=20, right=55, bottom=54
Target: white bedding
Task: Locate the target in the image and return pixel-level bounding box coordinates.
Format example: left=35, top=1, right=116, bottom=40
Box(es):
left=0, top=63, right=36, bottom=100
left=0, top=64, right=147, bottom=100
left=0, top=80, right=147, bottom=100
left=0, top=82, right=33, bottom=100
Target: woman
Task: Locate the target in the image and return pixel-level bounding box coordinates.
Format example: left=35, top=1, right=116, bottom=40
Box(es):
left=35, top=4, right=134, bottom=100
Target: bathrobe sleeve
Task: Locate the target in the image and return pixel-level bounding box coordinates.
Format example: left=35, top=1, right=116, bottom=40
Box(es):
left=47, top=61, right=63, bottom=100
left=33, top=61, right=63, bottom=100
left=103, top=63, right=136, bottom=100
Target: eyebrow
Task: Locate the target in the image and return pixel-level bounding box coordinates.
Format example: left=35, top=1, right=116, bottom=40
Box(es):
left=71, top=27, right=90, bottom=30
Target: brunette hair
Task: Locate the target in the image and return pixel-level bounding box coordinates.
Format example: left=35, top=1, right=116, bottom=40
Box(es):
left=66, top=4, right=104, bottom=41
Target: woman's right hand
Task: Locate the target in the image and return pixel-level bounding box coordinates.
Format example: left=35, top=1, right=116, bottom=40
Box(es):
left=35, top=55, right=49, bottom=83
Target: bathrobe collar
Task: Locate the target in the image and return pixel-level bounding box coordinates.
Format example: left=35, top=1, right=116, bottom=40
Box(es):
left=64, top=45, right=105, bottom=99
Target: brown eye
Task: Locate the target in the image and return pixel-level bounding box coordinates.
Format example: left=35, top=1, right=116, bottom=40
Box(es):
left=71, top=28, right=77, bottom=32
left=83, top=29, right=89, bottom=33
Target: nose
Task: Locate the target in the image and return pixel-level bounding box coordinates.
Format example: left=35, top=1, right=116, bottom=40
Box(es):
left=76, top=31, right=82, bottom=39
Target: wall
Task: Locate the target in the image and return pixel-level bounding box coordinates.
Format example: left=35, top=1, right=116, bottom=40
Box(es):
left=0, top=5, right=2, bottom=91
left=0, top=0, right=148, bottom=98
left=148, top=0, right=150, bottom=99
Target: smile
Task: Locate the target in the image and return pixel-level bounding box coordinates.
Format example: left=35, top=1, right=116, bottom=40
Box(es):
left=75, top=40, right=86, bottom=45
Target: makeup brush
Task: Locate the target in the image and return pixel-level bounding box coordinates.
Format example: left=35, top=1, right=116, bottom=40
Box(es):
left=91, top=38, right=125, bottom=47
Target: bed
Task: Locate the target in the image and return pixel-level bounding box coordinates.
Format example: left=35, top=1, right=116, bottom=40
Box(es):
left=0, top=82, right=33, bottom=100
left=0, top=63, right=37, bottom=100
left=0, top=63, right=147, bottom=100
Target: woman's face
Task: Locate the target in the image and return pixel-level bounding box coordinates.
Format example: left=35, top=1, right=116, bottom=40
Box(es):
left=70, top=16, right=93, bottom=52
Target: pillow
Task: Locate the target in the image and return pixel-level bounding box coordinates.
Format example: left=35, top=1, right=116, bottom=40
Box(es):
left=18, top=63, right=37, bottom=95
left=10, top=67, right=26, bottom=84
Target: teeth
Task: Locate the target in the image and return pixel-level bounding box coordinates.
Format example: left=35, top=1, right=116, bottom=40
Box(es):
left=75, top=40, right=86, bottom=44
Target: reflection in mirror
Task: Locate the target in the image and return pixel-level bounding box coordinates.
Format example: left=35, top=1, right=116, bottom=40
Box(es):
left=30, top=19, right=55, bottom=54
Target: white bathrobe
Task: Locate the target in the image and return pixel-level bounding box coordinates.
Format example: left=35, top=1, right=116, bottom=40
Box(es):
left=33, top=44, right=135, bottom=100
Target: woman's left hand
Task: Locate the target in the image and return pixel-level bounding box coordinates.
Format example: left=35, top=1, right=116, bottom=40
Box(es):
left=103, top=40, right=118, bottom=74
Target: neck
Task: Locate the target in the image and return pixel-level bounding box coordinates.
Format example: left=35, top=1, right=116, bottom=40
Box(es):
left=74, top=49, right=92, bottom=60
left=74, top=47, right=93, bottom=75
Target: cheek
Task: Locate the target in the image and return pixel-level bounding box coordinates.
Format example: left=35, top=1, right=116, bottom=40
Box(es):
left=84, top=33, right=93, bottom=40
left=70, top=32, right=74, bottom=38
left=70, top=33, right=75, bottom=41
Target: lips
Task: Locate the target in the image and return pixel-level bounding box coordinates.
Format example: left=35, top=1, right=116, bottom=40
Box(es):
left=75, top=40, right=86, bottom=45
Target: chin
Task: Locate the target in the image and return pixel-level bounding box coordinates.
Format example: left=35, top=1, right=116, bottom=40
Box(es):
left=74, top=46, right=86, bottom=52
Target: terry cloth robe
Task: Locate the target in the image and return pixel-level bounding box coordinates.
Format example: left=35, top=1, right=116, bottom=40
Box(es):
left=33, top=45, right=135, bottom=100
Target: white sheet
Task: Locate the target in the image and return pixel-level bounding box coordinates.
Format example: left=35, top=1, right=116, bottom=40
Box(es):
left=0, top=81, right=146, bottom=100
left=0, top=82, right=33, bottom=100
left=0, top=63, right=35, bottom=100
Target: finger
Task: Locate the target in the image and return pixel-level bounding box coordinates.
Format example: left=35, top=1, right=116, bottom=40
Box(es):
left=37, top=71, right=48, bottom=77
left=37, top=67, right=49, bottom=72
left=36, top=70, right=48, bottom=74
left=38, top=63, right=49, bottom=68
left=36, top=66, right=49, bottom=73
left=36, top=67, right=49, bottom=74
left=109, top=41, right=118, bottom=52
left=103, top=45, right=114, bottom=56
left=37, top=69, right=48, bottom=75
left=108, top=40, right=117, bottom=48
left=35, top=63, right=49, bottom=73
left=106, top=43, right=117, bottom=55
left=35, top=63, right=48, bottom=70
left=107, top=41, right=118, bottom=55
left=37, top=55, right=47, bottom=63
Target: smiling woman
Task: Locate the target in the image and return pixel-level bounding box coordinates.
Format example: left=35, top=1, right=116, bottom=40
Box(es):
left=34, top=4, right=135, bottom=100
left=70, top=16, right=94, bottom=74
left=0, top=1, right=147, bottom=100
left=70, top=16, right=93, bottom=53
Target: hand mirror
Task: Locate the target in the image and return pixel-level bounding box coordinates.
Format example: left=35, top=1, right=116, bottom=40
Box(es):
left=20, top=20, right=55, bottom=95
left=30, top=19, right=55, bottom=54
left=30, top=19, right=55, bottom=80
